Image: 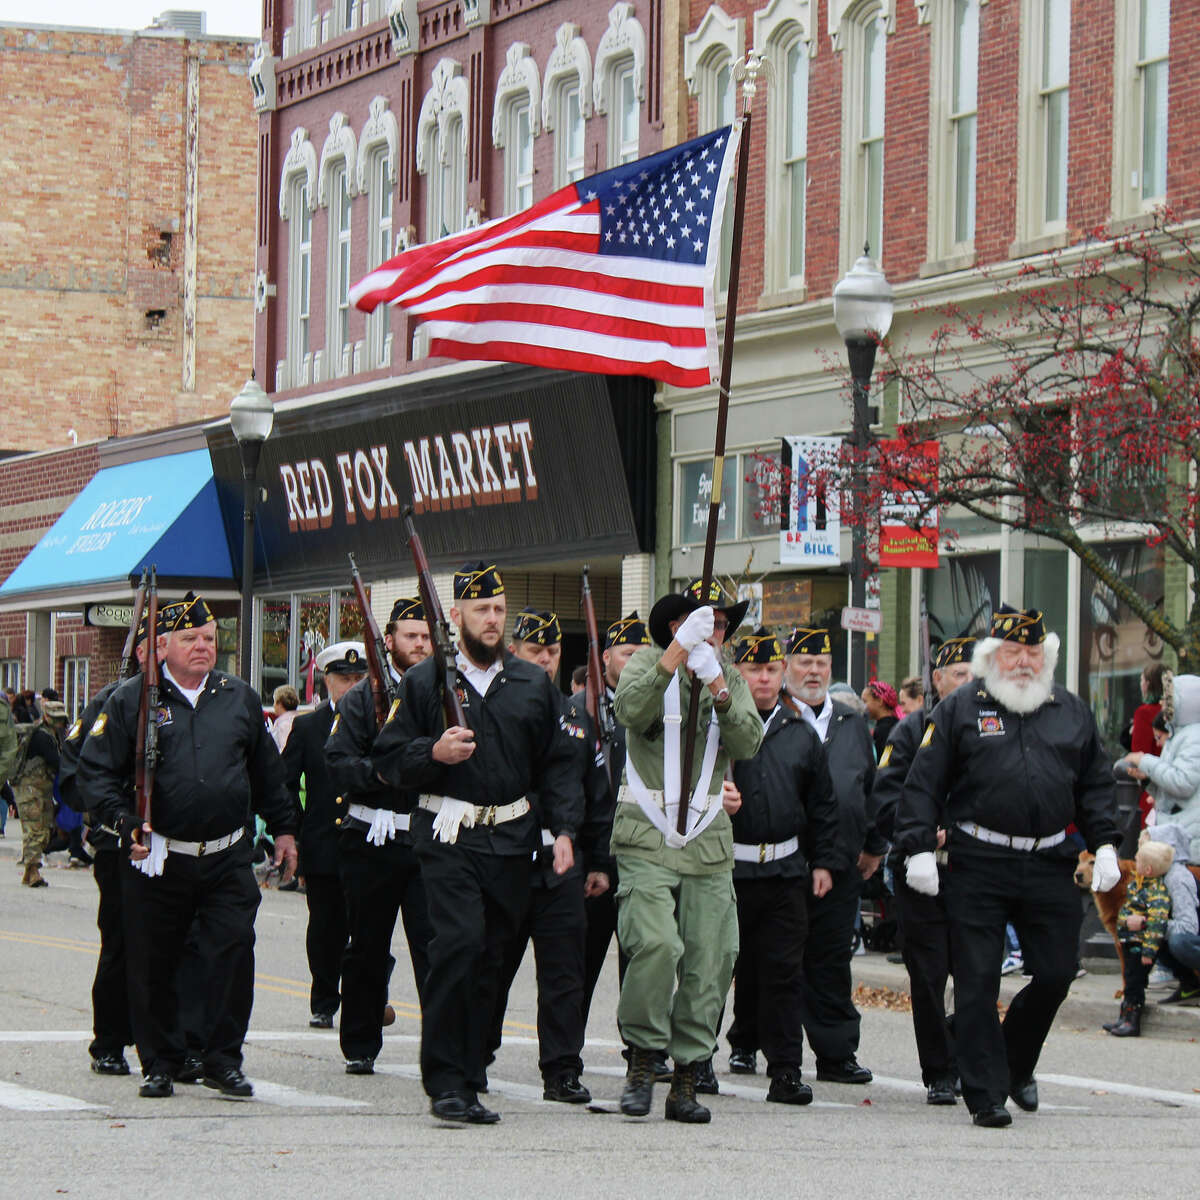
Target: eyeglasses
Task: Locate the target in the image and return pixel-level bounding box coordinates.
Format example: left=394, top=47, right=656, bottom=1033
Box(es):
left=712, top=616, right=729, bottom=631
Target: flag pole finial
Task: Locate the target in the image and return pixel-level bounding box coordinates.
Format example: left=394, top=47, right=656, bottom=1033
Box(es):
left=736, top=49, right=767, bottom=113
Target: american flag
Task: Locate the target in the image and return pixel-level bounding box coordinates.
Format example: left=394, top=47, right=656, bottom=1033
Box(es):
left=350, top=125, right=740, bottom=389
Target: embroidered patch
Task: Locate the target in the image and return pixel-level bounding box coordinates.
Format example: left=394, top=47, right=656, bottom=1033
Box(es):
left=919, top=722, right=935, bottom=749
left=330, top=714, right=341, bottom=735
left=878, top=744, right=893, bottom=767
left=66, top=720, right=82, bottom=743
left=978, top=715, right=1005, bottom=737
left=88, top=713, right=108, bottom=738
left=154, top=705, right=173, bottom=728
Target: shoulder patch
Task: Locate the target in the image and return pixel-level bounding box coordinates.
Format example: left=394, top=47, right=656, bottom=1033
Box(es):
left=330, top=713, right=341, bottom=736
left=88, top=713, right=108, bottom=738
left=878, top=744, right=892, bottom=767
left=66, top=720, right=82, bottom=743
left=385, top=698, right=401, bottom=725
left=919, top=722, right=935, bottom=749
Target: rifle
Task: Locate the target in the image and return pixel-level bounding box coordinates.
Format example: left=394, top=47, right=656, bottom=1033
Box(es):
left=134, top=566, right=160, bottom=835
left=919, top=593, right=933, bottom=706
left=349, top=553, right=399, bottom=727
left=402, top=507, right=468, bottom=730
left=119, top=569, right=149, bottom=681
left=581, top=566, right=615, bottom=794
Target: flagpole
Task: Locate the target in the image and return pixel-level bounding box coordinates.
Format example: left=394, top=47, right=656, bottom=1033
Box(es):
left=676, top=51, right=762, bottom=837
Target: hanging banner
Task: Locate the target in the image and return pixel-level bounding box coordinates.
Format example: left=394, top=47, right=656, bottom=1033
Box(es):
left=779, top=436, right=842, bottom=566
left=878, top=440, right=940, bottom=568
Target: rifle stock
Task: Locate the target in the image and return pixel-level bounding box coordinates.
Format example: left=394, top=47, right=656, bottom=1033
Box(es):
left=134, top=567, right=160, bottom=833
left=581, top=567, right=615, bottom=794
left=119, top=570, right=149, bottom=681
left=349, top=553, right=396, bottom=726
left=402, top=507, right=467, bottom=730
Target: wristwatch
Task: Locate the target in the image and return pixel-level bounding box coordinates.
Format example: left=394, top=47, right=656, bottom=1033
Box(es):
left=713, top=686, right=731, bottom=704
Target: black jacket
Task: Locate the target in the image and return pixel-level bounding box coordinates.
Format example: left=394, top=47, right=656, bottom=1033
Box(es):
left=77, top=668, right=296, bottom=843
left=871, top=706, right=927, bottom=848
left=282, top=702, right=342, bottom=876
left=730, top=700, right=840, bottom=881
left=816, top=697, right=886, bottom=870
left=895, top=682, right=1121, bottom=859
left=60, top=681, right=121, bottom=849
left=372, top=651, right=583, bottom=857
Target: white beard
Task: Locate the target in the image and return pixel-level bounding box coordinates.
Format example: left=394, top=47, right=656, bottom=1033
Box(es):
left=973, top=633, right=1059, bottom=715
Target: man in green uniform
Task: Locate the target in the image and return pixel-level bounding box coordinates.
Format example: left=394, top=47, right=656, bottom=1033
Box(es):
left=16, top=699, right=69, bottom=887
left=613, top=578, right=762, bottom=1123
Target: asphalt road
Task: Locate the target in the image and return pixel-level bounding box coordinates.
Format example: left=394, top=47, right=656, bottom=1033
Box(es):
left=2, top=850, right=1198, bottom=1199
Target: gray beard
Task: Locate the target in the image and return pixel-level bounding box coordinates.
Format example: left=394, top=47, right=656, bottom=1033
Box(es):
left=983, top=667, right=1054, bottom=714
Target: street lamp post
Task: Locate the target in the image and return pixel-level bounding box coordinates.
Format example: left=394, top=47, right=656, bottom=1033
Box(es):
left=229, top=374, right=274, bottom=685
left=833, top=248, right=894, bottom=691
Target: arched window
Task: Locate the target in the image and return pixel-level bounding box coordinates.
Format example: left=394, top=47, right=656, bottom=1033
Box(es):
left=278, top=127, right=317, bottom=388
left=543, top=23, right=592, bottom=187
left=493, top=44, right=541, bottom=214
left=417, top=59, right=470, bottom=240
left=594, top=3, right=646, bottom=167
left=318, top=114, right=359, bottom=378
left=359, top=96, right=399, bottom=368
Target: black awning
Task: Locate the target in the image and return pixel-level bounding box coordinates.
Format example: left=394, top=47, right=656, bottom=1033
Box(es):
left=206, top=364, right=656, bottom=592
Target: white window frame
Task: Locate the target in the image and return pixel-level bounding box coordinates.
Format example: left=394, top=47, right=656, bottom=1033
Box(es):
left=594, top=3, right=646, bottom=168
left=325, top=162, right=353, bottom=374
left=838, top=4, right=888, bottom=274
left=1013, top=0, right=1069, bottom=253
left=279, top=126, right=317, bottom=387
left=357, top=96, right=399, bottom=369
left=493, top=42, right=541, bottom=215
left=608, top=58, right=640, bottom=166
left=61, top=657, right=88, bottom=723
left=543, top=23, right=592, bottom=188
left=417, top=58, right=470, bottom=242
left=0, top=659, right=20, bottom=692
left=1112, top=0, right=1169, bottom=218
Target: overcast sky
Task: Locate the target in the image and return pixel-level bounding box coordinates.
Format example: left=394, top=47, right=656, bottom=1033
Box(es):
left=1, top=2, right=260, bottom=38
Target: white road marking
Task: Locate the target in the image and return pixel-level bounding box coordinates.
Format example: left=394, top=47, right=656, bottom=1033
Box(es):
left=0, top=1080, right=100, bottom=1112
left=583, top=1065, right=856, bottom=1109
left=246, top=1079, right=368, bottom=1108
left=1039, top=1073, right=1200, bottom=1109
left=376, top=1063, right=552, bottom=1105
left=0, top=1032, right=91, bottom=1043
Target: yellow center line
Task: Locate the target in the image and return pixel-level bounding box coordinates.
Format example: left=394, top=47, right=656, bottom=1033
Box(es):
left=0, top=930, right=100, bottom=955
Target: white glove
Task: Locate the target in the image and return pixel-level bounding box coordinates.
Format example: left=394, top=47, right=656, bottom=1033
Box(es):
left=905, top=851, right=940, bottom=896
left=674, top=606, right=715, bottom=652
left=366, top=808, right=397, bottom=847
left=687, top=641, right=723, bottom=685
left=431, top=798, right=477, bottom=845
left=1091, top=843, right=1121, bottom=893
left=134, top=831, right=169, bottom=878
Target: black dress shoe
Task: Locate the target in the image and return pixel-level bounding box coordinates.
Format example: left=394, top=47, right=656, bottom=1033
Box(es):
left=1009, top=1076, right=1038, bottom=1112
left=345, top=1058, right=375, bottom=1075
left=766, top=1069, right=813, bottom=1106
left=432, top=1092, right=471, bottom=1122
left=543, top=1071, right=591, bottom=1104
left=693, top=1057, right=719, bottom=1095
left=926, top=1078, right=958, bottom=1106
left=90, top=1054, right=130, bottom=1076
left=728, top=1048, right=757, bottom=1075
left=174, top=1055, right=204, bottom=1084
left=203, top=1066, right=253, bottom=1097
left=815, top=1056, right=873, bottom=1084
left=465, top=1099, right=501, bottom=1124
left=309, top=1012, right=334, bottom=1029
left=972, top=1105, right=1013, bottom=1128
left=139, top=1073, right=174, bottom=1098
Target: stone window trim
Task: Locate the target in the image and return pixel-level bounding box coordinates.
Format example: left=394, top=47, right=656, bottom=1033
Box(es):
left=278, top=126, right=318, bottom=221
left=593, top=2, right=647, bottom=116
left=542, top=22, right=593, bottom=132
left=922, top=0, right=984, bottom=270
left=1110, top=0, right=1170, bottom=219
left=318, top=113, right=360, bottom=208
left=357, top=95, right=400, bottom=192
left=829, top=0, right=894, bottom=50
left=684, top=6, right=744, bottom=106
left=417, top=58, right=471, bottom=175
left=326, top=160, right=354, bottom=376
left=493, top=42, right=542, bottom=148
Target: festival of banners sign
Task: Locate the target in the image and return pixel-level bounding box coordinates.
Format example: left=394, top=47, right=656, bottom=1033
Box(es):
left=779, top=436, right=842, bottom=566
left=878, top=439, right=940, bottom=569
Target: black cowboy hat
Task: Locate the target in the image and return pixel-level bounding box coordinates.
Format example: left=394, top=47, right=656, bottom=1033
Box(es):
left=647, top=577, right=749, bottom=649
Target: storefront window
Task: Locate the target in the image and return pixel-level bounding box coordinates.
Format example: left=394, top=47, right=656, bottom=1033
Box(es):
left=297, top=593, right=331, bottom=702
left=679, top=458, right=737, bottom=545
left=1023, top=548, right=1067, bottom=684
left=338, top=588, right=367, bottom=643
left=1079, top=540, right=1165, bottom=754
left=922, top=551, right=1001, bottom=651
left=742, top=450, right=781, bottom=539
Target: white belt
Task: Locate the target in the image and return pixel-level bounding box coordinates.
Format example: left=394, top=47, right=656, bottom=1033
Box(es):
left=733, top=836, right=800, bottom=864
left=418, top=795, right=531, bottom=826
left=163, top=827, right=243, bottom=857
left=617, top=784, right=718, bottom=817
left=347, top=802, right=411, bottom=832
left=955, top=821, right=1067, bottom=852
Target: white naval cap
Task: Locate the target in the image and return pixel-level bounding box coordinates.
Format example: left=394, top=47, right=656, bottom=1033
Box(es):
left=315, top=641, right=368, bottom=675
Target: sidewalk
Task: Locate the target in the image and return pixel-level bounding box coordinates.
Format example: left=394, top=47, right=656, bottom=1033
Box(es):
left=852, top=947, right=1200, bottom=1040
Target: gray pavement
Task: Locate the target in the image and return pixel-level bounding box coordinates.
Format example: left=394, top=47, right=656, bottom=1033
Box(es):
left=1, top=829, right=1198, bottom=1198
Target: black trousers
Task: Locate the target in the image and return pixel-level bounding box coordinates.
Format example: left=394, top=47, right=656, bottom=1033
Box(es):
left=1120, top=944, right=1153, bottom=1007
left=89, top=849, right=132, bottom=1059
left=303, top=871, right=348, bottom=1018
left=726, top=876, right=808, bottom=1076
left=488, top=871, right=588, bottom=1078
left=798, top=866, right=862, bottom=1063
left=893, top=872, right=955, bottom=1084
left=943, top=850, right=1082, bottom=1112
left=414, top=836, right=531, bottom=1098
left=120, top=845, right=260, bottom=1077
left=337, top=830, right=430, bottom=1061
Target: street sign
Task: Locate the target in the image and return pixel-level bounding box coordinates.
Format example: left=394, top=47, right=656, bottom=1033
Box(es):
left=840, top=605, right=882, bottom=634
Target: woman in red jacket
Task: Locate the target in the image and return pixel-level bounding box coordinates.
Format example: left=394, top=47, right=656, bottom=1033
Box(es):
left=1130, top=663, right=1167, bottom=828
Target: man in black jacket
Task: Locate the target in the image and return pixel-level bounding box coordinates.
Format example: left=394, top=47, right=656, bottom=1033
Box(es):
left=722, top=628, right=840, bottom=1104
left=372, top=563, right=583, bottom=1126
left=870, top=634, right=975, bottom=1106
left=77, top=593, right=298, bottom=1100
left=281, top=641, right=366, bottom=1030
left=323, top=599, right=433, bottom=1074
left=896, top=606, right=1122, bottom=1128
left=783, top=626, right=885, bottom=1085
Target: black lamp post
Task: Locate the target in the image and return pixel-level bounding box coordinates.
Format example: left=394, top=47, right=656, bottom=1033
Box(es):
left=833, top=248, right=894, bottom=691
left=229, top=374, right=274, bottom=684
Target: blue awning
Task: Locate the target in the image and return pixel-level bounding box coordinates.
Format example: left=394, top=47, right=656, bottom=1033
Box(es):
left=0, top=449, right=234, bottom=605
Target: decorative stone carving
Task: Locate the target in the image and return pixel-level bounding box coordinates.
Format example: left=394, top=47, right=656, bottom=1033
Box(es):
left=249, top=41, right=277, bottom=112
left=463, top=0, right=491, bottom=27
left=254, top=271, right=276, bottom=313
left=542, top=23, right=593, bottom=130
left=278, top=127, right=317, bottom=220
left=493, top=43, right=541, bottom=147
left=388, top=0, right=418, bottom=55
left=318, top=113, right=359, bottom=207
left=416, top=58, right=470, bottom=173
left=754, top=0, right=814, bottom=58
left=828, top=0, right=894, bottom=51
left=684, top=7, right=743, bottom=97
left=593, top=3, right=646, bottom=115
left=357, top=96, right=400, bottom=191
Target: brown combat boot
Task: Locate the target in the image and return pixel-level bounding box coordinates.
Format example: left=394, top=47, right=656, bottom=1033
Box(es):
left=665, top=1061, right=712, bottom=1124
left=22, top=860, right=47, bottom=888
left=619, top=1046, right=656, bottom=1116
